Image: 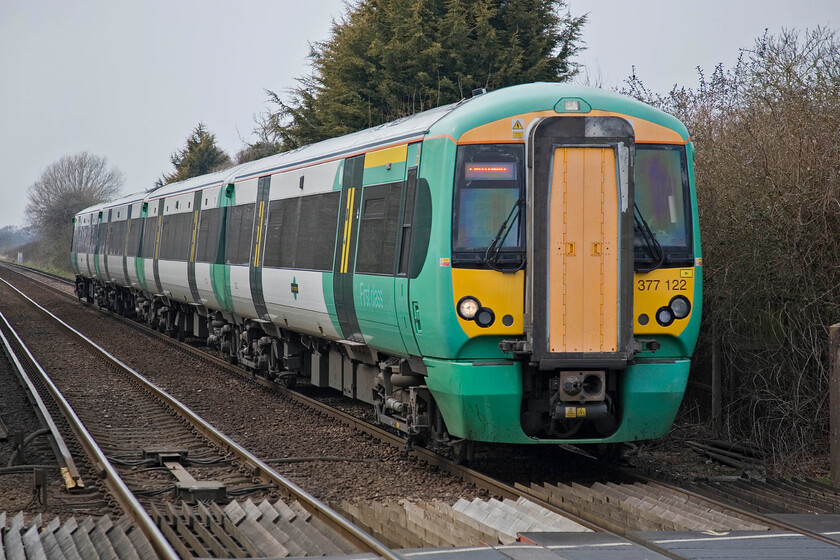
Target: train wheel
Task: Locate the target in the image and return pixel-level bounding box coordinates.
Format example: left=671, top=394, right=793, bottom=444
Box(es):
left=593, top=443, right=623, bottom=466
left=278, top=372, right=297, bottom=388
left=451, top=440, right=475, bottom=465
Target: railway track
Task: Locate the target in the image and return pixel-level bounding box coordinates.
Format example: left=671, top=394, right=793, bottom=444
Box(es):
left=3, top=261, right=840, bottom=560
left=0, top=311, right=83, bottom=492
left=0, top=273, right=399, bottom=559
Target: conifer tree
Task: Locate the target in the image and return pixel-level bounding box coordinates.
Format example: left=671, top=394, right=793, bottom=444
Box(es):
left=269, top=0, right=586, bottom=148
left=158, top=123, right=231, bottom=186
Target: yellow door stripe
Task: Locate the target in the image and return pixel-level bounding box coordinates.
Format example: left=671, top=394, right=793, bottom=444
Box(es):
left=154, top=215, right=162, bottom=259
left=340, top=190, right=351, bottom=272
left=340, top=188, right=356, bottom=273
left=190, top=210, right=199, bottom=262
left=253, top=201, right=265, bottom=267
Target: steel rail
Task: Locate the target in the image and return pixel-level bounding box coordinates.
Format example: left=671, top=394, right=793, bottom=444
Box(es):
left=1, top=276, right=403, bottom=560
left=117, top=315, right=715, bottom=560
left=13, top=264, right=832, bottom=559
left=624, top=470, right=840, bottom=550
left=0, top=310, right=83, bottom=491
left=115, top=325, right=708, bottom=559
left=2, top=261, right=74, bottom=285
left=0, top=280, right=180, bottom=560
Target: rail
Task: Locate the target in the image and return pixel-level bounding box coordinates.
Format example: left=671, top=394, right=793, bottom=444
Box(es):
left=1, top=276, right=403, bottom=560
left=7, top=262, right=840, bottom=559
left=0, top=281, right=179, bottom=560
left=0, top=310, right=83, bottom=492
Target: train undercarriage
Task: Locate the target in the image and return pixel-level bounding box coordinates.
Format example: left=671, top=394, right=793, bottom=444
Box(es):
left=76, top=276, right=622, bottom=464
left=74, top=276, right=467, bottom=458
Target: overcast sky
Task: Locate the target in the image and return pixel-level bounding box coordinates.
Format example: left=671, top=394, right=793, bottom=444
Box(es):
left=1, top=0, right=836, bottom=228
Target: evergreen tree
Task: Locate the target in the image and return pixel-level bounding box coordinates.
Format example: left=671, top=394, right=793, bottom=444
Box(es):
left=269, top=0, right=586, bottom=148
left=158, top=123, right=232, bottom=186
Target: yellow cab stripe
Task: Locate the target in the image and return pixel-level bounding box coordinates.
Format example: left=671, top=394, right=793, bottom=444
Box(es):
left=364, top=144, right=408, bottom=168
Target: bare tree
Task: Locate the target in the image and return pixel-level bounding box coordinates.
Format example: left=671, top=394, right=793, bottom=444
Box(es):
left=25, top=152, right=124, bottom=237
left=623, top=28, right=840, bottom=473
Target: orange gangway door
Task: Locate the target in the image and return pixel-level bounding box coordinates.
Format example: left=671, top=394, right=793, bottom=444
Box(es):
left=548, top=146, right=619, bottom=354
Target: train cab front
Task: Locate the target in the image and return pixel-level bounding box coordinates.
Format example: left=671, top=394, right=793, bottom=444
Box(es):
left=433, top=104, right=700, bottom=448
left=513, top=113, right=700, bottom=444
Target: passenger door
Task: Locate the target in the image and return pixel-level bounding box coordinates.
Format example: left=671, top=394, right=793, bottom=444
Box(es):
left=333, top=155, right=365, bottom=342
left=395, top=145, right=422, bottom=356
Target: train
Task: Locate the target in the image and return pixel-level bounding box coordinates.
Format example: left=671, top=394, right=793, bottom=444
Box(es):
left=71, top=82, right=701, bottom=462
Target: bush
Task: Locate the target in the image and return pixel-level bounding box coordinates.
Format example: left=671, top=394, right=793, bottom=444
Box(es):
left=625, top=28, right=840, bottom=471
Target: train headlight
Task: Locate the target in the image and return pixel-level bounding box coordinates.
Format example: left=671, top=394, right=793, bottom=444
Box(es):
left=656, top=306, right=674, bottom=327
left=457, top=296, right=481, bottom=320
left=669, top=295, right=691, bottom=319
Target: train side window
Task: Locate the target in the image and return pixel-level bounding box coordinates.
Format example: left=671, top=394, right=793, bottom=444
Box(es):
left=89, top=224, right=98, bottom=253
left=263, top=192, right=340, bottom=271
left=141, top=215, right=159, bottom=259
left=103, top=222, right=113, bottom=255
left=159, top=213, right=190, bottom=261
left=196, top=207, right=223, bottom=263
left=182, top=213, right=194, bottom=260
left=356, top=182, right=402, bottom=275
left=117, top=221, right=128, bottom=256
left=225, top=204, right=256, bottom=265
left=71, top=226, right=80, bottom=252
left=262, top=200, right=283, bottom=268
left=263, top=198, right=298, bottom=268
left=126, top=218, right=142, bottom=257
left=294, top=196, right=320, bottom=270
left=315, top=191, right=340, bottom=270
left=73, top=225, right=86, bottom=253
left=95, top=223, right=107, bottom=254
left=294, top=191, right=340, bottom=271
left=106, top=220, right=127, bottom=256
left=397, top=169, right=417, bottom=276
left=159, top=215, right=171, bottom=259
left=78, top=225, right=87, bottom=253
left=80, top=225, right=87, bottom=252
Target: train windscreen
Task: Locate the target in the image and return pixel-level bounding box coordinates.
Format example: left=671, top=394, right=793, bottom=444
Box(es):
left=634, top=145, right=693, bottom=266
left=452, top=144, right=525, bottom=266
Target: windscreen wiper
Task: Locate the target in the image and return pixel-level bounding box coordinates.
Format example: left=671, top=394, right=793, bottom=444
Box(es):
left=634, top=203, right=665, bottom=273
left=484, top=198, right=523, bottom=271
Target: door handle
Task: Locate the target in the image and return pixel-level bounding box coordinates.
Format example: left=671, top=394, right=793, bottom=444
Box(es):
left=412, top=301, right=421, bottom=333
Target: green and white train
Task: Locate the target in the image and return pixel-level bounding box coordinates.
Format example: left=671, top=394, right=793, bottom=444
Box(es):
left=72, top=82, right=702, bottom=460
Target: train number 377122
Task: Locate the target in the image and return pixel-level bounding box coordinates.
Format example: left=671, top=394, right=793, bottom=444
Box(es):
left=637, top=279, right=687, bottom=292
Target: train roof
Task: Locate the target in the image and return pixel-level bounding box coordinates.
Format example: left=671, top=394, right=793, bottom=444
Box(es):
left=230, top=102, right=458, bottom=182
left=72, top=190, right=148, bottom=223
left=428, top=82, right=690, bottom=141
left=74, top=82, right=690, bottom=220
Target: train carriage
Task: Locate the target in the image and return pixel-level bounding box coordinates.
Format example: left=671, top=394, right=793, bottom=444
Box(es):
left=71, top=191, right=146, bottom=309
left=71, top=82, right=701, bottom=459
